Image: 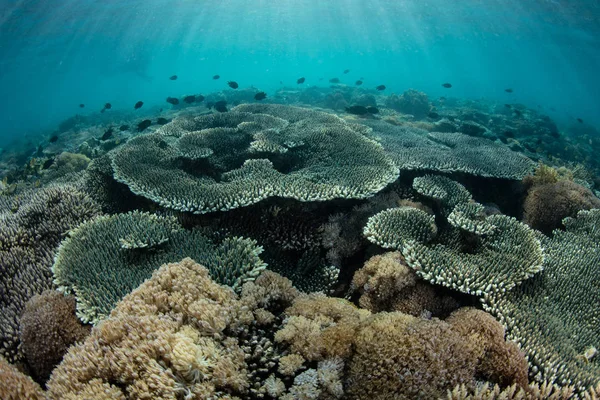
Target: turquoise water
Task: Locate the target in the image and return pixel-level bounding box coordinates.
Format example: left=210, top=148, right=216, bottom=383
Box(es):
left=1, top=0, right=599, bottom=142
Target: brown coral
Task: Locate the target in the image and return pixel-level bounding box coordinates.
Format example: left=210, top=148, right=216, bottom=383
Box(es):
left=0, top=355, right=46, bottom=400
left=523, top=179, right=600, bottom=234
left=19, top=291, right=90, bottom=383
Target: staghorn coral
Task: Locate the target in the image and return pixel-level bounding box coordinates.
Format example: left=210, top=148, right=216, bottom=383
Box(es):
left=0, top=355, right=46, bottom=400
left=351, top=252, right=459, bottom=316
left=52, top=211, right=266, bottom=324
left=361, top=119, right=535, bottom=179
left=111, top=104, right=398, bottom=214
left=19, top=291, right=90, bottom=383
left=523, top=179, right=600, bottom=234
left=0, top=185, right=101, bottom=364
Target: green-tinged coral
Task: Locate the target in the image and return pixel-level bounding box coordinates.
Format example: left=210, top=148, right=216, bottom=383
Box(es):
left=111, top=105, right=398, bottom=214
left=361, top=119, right=535, bottom=179
left=0, top=185, right=100, bottom=364
left=448, top=202, right=498, bottom=235
left=483, top=209, right=600, bottom=393
left=52, top=212, right=266, bottom=324
left=363, top=206, right=438, bottom=248
left=413, top=174, right=472, bottom=212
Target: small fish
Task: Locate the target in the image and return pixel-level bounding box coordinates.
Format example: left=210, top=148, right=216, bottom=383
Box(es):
left=214, top=100, right=228, bottom=112
left=577, top=118, right=583, bottom=123
left=254, top=91, right=267, bottom=101
left=156, top=117, right=169, bottom=125
left=442, top=83, right=452, bottom=88
left=134, top=101, right=144, bottom=109
left=100, top=102, right=112, bottom=113
left=375, top=85, right=386, bottom=91
left=169, top=75, right=178, bottom=80
left=329, top=78, right=340, bottom=83
left=504, top=104, right=512, bottom=108
left=428, top=112, right=440, bottom=119
left=213, top=74, right=220, bottom=80
left=79, top=103, right=85, bottom=108
left=196, top=95, right=205, bottom=102
left=505, top=88, right=513, bottom=93
left=366, top=106, right=379, bottom=114
left=101, top=128, right=114, bottom=141
left=49, top=135, right=59, bottom=143
left=343, top=69, right=350, bottom=74
left=137, top=119, right=152, bottom=132
left=166, top=97, right=180, bottom=105
left=183, top=95, right=196, bottom=104
left=297, top=77, right=305, bottom=84
left=355, top=80, right=363, bottom=86
left=119, top=125, right=129, bottom=131
left=227, top=81, right=239, bottom=89
left=42, top=158, right=54, bottom=169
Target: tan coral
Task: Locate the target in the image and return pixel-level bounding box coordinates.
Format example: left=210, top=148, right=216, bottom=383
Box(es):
left=0, top=355, right=47, bottom=400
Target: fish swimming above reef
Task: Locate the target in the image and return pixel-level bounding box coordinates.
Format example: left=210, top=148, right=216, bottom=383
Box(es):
left=442, top=83, right=452, bottom=88
left=137, top=119, right=152, bottom=132
left=42, top=157, right=54, bottom=169
left=79, top=103, right=85, bottom=108
left=355, top=80, right=363, bottom=86
left=100, top=103, right=112, bottom=113
left=214, top=100, right=228, bottom=112
left=156, top=117, right=168, bottom=125
left=329, top=78, right=340, bottom=83
left=134, top=101, right=144, bottom=109
left=375, top=85, right=386, bottom=91
left=577, top=118, right=583, bottom=123
left=119, top=125, right=129, bottom=131
left=213, top=74, right=220, bottom=80
left=254, top=91, right=267, bottom=101
left=428, top=111, right=440, bottom=119
left=169, top=75, right=178, bottom=80
left=49, top=135, right=58, bottom=143
left=297, top=77, right=305, bottom=84
left=343, top=69, right=350, bottom=74
left=166, top=97, right=180, bottom=105
left=101, top=128, right=114, bottom=140
left=345, top=105, right=379, bottom=115
left=227, top=81, right=239, bottom=89
left=183, top=95, right=196, bottom=104
left=505, top=88, right=514, bottom=93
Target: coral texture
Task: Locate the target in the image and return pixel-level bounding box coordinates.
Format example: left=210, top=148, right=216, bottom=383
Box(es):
left=0, top=355, right=46, bottom=400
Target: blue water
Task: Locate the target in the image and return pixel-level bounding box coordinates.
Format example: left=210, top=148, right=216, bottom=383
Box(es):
left=1, top=0, right=599, bottom=143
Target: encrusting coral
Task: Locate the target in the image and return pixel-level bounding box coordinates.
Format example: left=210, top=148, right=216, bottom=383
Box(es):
left=19, top=290, right=90, bottom=383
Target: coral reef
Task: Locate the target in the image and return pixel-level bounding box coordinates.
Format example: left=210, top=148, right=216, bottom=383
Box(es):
left=52, top=211, right=266, bottom=323
left=0, top=355, right=46, bottom=400
left=384, top=89, right=431, bottom=119
left=19, top=291, right=90, bottom=383
left=0, top=185, right=101, bottom=364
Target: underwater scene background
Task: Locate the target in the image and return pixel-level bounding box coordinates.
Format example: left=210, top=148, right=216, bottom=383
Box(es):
left=1, top=1, right=600, bottom=399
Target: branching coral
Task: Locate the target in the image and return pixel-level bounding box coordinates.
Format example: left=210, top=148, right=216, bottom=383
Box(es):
left=52, top=211, right=266, bottom=324
left=0, top=355, right=46, bottom=400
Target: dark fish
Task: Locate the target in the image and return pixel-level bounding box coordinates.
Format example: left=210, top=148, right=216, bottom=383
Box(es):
left=577, top=118, right=583, bottom=123
left=49, top=135, right=59, bottom=143
left=137, top=119, right=152, bottom=132
left=101, top=128, right=114, bottom=141
left=227, top=81, right=239, bottom=89
left=355, top=80, right=363, bottom=86
left=196, top=95, right=205, bottom=102
left=42, top=158, right=54, bottom=169
left=100, top=102, right=112, bottom=113
left=442, top=83, right=452, bottom=88
left=375, top=85, right=386, bottom=91
left=119, top=125, right=129, bottom=131
left=366, top=106, right=379, bottom=114
left=329, top=78, right=340, bottom=83
left=214, top=100, right=228, bottom=112
left=166, top=97, right=180, bottom=105
left=504, top=104, right=512, bottom=108
left=169, top=75, right=178, bottom=80
left=134, top=101, right=144, bottom=109
left=156, top=117, right=169, bottom=125
left=213, top=75, right=220, bottom=80
left=183, top=95, right=196, bottom=104
left=79, top=103, right=85, bottom=108
left=428, top=112, right=440, bottom=119
left=505, top=88, right=513, bottom=93
left=343, top=69, right=350, bottom=74
left=297, top=77, right=305, bottom=84
left=254, top=91, right=267, bottom=101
